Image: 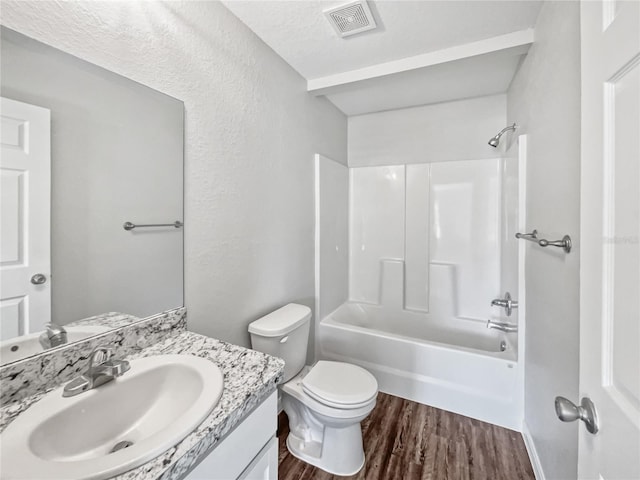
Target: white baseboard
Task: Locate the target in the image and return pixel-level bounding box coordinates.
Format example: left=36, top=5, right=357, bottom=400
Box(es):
left=522, top=421, right=545, bottom=480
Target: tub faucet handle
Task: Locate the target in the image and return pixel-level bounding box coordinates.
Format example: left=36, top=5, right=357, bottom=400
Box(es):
left=490, top=292, right=518, bottom=316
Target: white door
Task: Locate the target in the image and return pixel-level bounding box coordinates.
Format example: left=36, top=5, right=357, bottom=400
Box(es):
left=579, top=1, right=640, bottom=478
left=0, top=97, right=51, bottom=340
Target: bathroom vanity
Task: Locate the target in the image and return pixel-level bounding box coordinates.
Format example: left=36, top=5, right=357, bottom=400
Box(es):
left=0, top=308, right=284, bottom=480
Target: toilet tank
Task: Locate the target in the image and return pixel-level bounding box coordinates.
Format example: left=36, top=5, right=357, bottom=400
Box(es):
left=248, top=303, right=311, bottom=382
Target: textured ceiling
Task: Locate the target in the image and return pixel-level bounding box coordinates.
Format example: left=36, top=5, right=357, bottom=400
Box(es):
left=221, top=0, right=542, bottom=80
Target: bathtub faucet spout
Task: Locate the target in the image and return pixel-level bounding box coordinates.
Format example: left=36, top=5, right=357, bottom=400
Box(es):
left=486, top=319, right=518, bottom=333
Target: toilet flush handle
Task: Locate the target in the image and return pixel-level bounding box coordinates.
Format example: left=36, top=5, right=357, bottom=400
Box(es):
left=280, top=336, right=289, bottom=344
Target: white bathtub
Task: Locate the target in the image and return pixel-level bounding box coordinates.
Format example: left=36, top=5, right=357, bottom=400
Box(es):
left=318, top=302, right=522, bottom=430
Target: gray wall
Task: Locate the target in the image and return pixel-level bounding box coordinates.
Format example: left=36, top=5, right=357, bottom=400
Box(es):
left=348, top=94, right=506, bottom=167
left=1, top=1, right=348, bottom=355
left=507, top=2, right=581, bottom=478
left=1, top=28, right=184, bottom=324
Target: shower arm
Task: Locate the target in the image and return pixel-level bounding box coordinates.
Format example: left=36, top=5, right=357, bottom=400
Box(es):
left=496, top=123, right=517, bottom=137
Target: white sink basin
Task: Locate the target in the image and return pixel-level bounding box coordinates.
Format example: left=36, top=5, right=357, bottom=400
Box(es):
left=0, top=325, right=111, bottom=364
left=1, top=354, right=224, bottom=480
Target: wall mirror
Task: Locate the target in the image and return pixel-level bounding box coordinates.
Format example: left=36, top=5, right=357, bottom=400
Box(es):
left=0, top=27, right=184, bottom=366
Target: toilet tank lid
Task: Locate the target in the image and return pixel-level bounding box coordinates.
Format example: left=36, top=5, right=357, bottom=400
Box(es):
left=248, top=303, right=311, bottom=337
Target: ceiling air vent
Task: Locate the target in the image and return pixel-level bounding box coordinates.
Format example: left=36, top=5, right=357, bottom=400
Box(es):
left=324, top=0, right=377, bottom=38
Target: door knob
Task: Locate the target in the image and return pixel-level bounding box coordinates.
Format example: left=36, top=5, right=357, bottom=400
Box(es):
left=30, top=273, right=47, bottom=285
left=555, top=396, right=599, bottom=434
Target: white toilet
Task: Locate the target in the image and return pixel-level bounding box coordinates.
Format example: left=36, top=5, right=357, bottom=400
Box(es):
left=249, top=303, right=378, bottom=476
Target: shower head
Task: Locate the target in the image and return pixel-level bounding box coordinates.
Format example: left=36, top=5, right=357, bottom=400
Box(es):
left=488, top=135, right=501, bottom=148
left=488, top=123, right=517, bottom=147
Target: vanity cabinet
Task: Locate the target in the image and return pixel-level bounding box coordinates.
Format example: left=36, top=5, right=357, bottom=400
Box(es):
left=185, top=391, right=278, bottom=480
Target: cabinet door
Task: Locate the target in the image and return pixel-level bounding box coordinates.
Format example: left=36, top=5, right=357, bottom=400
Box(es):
left=238, top=437, right=278, bottom=480
left=184, top=392, right=277, bottom=480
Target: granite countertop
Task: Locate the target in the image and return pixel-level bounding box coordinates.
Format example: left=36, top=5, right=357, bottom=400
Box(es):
left=0, top=330, right=285, bottom=480
left=66, top=311, right=141, bottom=330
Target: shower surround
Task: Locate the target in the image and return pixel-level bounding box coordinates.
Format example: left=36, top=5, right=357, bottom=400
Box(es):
left=349, top=160, right=500, bottom=318
left=316, top=151, right=524, bottom=430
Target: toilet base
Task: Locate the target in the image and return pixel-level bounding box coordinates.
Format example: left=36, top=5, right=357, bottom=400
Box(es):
left=280, top=366, right=376, bottom=476
left=285, top=422, right=366, bottom=476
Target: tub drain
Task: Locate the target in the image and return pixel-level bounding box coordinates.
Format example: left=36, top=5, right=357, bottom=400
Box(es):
left=110, top=440, right=134, bottom=453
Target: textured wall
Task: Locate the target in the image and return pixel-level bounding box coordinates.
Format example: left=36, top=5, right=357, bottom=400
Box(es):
left=507, top=2, right=581, bottom=478
left=0, top=1, right=347, bottom=352
left=348, top=94, right=506, bottom=167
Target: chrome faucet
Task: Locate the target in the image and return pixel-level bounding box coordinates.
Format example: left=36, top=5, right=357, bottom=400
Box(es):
left=39, top=322, right=68, bottom=349
left=490, top=292, right=518, bottom=316
left=486, top=319, right=518, bottom=333
left=63, top=346, right=130, bottom=397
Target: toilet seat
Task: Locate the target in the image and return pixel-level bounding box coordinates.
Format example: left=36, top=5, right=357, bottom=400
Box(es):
left=302, top=361, right=378, bottom=409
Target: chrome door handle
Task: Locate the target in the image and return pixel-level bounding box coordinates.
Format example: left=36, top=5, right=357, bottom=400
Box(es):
left=30, top=273, right=47, bottom=285
left=555, top=396, right=599, bottom=434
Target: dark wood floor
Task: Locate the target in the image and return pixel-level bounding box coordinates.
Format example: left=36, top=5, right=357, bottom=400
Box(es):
left=278, top=392, right=535, bottom=480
